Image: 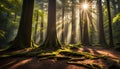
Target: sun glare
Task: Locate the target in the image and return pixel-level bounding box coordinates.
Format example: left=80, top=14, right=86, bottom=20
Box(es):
left=82, top=3, right=89, bottom=10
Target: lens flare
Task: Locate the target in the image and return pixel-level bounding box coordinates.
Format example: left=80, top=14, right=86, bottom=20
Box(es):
left=82, top=3, right=88, bottom=10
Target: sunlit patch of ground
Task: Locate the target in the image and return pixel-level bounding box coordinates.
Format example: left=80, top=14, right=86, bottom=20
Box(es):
left=9, top=58, right=32, bottom=69
left=12, top=48, right=32, bottom=53
left=96, top=50, right=120, bottom=59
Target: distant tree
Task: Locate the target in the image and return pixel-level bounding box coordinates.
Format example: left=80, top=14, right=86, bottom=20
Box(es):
left=40, top=3, right=44, bottom=43
left=82, top=12, right=89, bottom=45
left=41, top=0, right=61, bottom=50
left=71, top=0, right=76, bottom=44
left=97, top=0, right=107, bottom=45
left=61, top=0, right=66, bottom=44
left=117, top=0, right=120, bottom=12
left=9, top=0, right=34, bottom=49
left=34, top=10, right=39, bottom=43
left=106, top=0, right=114, bottom=46
left=111, top=0, right=117, bottom=15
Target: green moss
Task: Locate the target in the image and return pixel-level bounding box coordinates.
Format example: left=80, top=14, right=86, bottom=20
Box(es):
left=37, top=53, right=56, bottom=58
left=38, top=56, right=55, bottom=61
left=0, top=54, right=11, bottom=58
left=59, top=51, right=83, bottom=57
left=96, top=55, right=108, bottom=60
left=59, top=50, right=95, bottom=59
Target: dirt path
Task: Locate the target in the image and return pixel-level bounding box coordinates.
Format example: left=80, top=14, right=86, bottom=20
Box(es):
left=0, top=46, right=120, bottom=69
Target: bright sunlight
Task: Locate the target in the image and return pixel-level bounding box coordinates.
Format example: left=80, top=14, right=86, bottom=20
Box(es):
left=82, top=3, right=89, bottom=10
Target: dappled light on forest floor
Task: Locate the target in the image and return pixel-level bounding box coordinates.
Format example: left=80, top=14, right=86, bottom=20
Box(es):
left=96, top=50, right=120, bottom=59
left=0, top=46, right=120, bottom=69
left=9, top=58, right=32, bottom=69
left=13, top=48, right=32, bottom=53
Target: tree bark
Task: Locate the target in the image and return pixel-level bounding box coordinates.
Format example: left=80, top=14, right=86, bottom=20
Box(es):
left=34, top=10, right=39, bottom=44
left=79, top=10, right=83, bottom=44
left=10, top=0, right=34, bottom=49
left=40, top=3, right=44, bottom=44
left=61, top=6, right=65, bottom=44
left=71, top=0, right=76, bottom=44
left=40, top=0, right=61, bottom=50
left=106, top=0, right=114, bottom=46
left=97, top=0, right=107, bottom=45
left=82, top=12, right=89, bottom=45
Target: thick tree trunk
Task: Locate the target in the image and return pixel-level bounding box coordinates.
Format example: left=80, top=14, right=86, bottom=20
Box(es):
left=10, top=0, right=34, bottom=49
left=106, top=0, right=114, bottom=46
left=97, top=0, right=107, bottom=45
left=41, top=0, right=61, bottom=50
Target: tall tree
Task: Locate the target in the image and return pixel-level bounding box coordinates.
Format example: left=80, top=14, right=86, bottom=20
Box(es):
left=106, top=0, right=114, bottom=46
left=71, top=0, right=76, bottom=44
left=97, top=0, right=107, bottom=45
left=82, top=12, right=89, bottom=45
left=40, top=3, right=44, bottom=43
left=61, top=0, right=65, bottom=44
left=41, top=0, right=61, bottom=50
left=34, top=10, right=39, bottom=44
left=79, top=10, right=83, bottom=44
left=9, top=0, right=34, bottom=49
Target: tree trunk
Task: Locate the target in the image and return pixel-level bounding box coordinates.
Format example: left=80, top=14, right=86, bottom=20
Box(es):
left=71, top=0, right=76, bottom=44
left=61, top=6, right=65, bottom=44
left=82, top=12, right=89, bottom=45
left=10, top=0, right=34, bottom=49
left=34, top=10, right=39, bottom=44
left=79, top=11, right=83, bottom=44
left=106, top=0, right=114, bottom=46
left=40, top=3, right=44, bottom=44
left=97, top=0, right=107, bottom=45
left=41, top=0, right=61, bottom=50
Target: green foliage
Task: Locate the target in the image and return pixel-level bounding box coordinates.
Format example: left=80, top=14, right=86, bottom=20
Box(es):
left=0, top=30, right=6, bottom=39
left=112, top=13, right=120, bottom=23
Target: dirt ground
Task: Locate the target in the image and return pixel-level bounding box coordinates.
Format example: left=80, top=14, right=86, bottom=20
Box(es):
left=0, top=46, right=120, bottom=69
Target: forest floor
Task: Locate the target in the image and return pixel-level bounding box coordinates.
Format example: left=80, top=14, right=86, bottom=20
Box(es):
left=0, top=46, right=120, bottom=69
